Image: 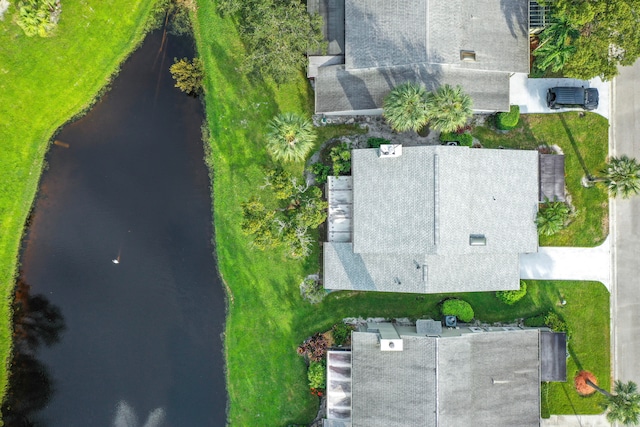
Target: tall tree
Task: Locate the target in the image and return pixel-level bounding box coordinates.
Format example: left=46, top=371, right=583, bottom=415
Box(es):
left=538, top=0, right=640, bottom=80
left=266, top=113, right=316, bottom=163
left=585, top=379, right=640, bottom=426
left=382, top=82, right=429, bottom=132
left=217, top=0, right=324, bottom=84
left=169, top=57, right=204, bottom=95
left=425, top=84, right=473, bottom=133
left=592, top=155, right=640, bottom=199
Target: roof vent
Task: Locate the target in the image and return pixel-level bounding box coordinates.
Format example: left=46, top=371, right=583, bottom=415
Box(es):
left=380, top=338, right=403, bottom=351
left=469, top=234, right=486, bottom=246
left=378, top=144, right=402, bottom=158
left=460, top=50, right=476, bottom=62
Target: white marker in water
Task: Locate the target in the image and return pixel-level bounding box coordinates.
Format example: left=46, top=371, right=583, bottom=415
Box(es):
left=112, top=259, right=120, bottom=264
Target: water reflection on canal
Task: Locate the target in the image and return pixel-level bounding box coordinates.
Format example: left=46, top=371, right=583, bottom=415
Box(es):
left=3, top=30, right=226, bottom=426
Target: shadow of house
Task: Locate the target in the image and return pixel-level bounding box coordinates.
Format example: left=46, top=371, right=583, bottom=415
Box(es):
left=309, top=0, right=530, bottom=115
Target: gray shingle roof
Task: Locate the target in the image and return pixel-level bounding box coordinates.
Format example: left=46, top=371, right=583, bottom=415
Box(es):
left=345, top=0, right=529, bottom=73
left=352, top=146, right=539, bottom=255
left=436, top=330, right=541, bottom=426
left=350, top=329, right=541, bottom=427
left=323, top=243, right=522, bottom=293
left=351, top=333, right=437, bottom=427
left=315, top=63, right=512, bottom=113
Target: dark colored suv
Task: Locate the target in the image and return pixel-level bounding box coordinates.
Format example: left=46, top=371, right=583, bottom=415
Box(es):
left=547, top=87, right=599, bottom=110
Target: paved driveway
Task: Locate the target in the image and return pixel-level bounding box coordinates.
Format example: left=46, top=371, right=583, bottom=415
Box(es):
left=510, top=73, right=610, bottom=119
left=520, top=237, right=611, bottom=290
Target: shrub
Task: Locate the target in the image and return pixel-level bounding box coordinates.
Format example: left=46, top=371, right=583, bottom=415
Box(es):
left=441, top=299, right=474, bottom=322
left=16, top=0, right=61, bottom=37
left=439, top=131, right=473, bottom=147
left=536, top=198, right=571, bottom=236
left=299, top=277, right=325, bottom=304
left=169, top=57, right=204, bottom=95
left=367, top=137, right=390, bottom=148
left=544, top=311, right=569, bottom=336
left=297, top=333, right=329, bottom=362
left=331, top=323, right=353, bottom=346
left=329, top=143, right=351, bottom=175
left=495, top=105, right=520, bottom=130
left=496, top=281, right=528, bottom=305
left=308, top=361, right=326, bottom=389
left=310, top=162, right=331, bottom=184
left=524, top=313, right=547, bottom=327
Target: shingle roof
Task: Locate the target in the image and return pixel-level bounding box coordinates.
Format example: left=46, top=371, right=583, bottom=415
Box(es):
left=351, top=333, right=437, bottom=427
left=323, top=243, right=522, bottom=293
left=314, top=63, right=512, bottom=114
left=352, top=146, right=539, bottom=255
left=350, top=329, right=541, bottom=427
left=345, top=0, right=529, bottom=73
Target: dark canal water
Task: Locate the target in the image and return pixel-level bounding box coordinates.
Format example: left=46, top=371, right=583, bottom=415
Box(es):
left=4, top=30, right=227, bottom=426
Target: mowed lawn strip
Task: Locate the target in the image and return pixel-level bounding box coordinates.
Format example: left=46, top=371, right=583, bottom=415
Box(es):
left=473, top=113, right=609, bottom=247
left=191, top=6, right=611, bottom=419
left=0, top=0, right=157, bottom=400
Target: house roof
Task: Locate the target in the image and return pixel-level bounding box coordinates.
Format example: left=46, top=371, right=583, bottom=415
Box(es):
left=351, top=146, right=539, bottom=255
left=314, top=63, right=512, bottom=113
left=539, top=154, right=566, bottom=202
left=350, top=328, right=541, bottom=427
left=312, top=0, right=529, bottom=114
left=323, top=243, right=522, bottom=293
left=345, top=0, right=529, bottom=73
left=540, top=331, right=567, bottom=381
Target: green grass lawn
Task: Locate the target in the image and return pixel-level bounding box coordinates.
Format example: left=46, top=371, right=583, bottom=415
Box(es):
left=193, top=2, right=610, bottom=423
left=473, top=113, right=609, bottom=247
left=0, top=0, right=157, bottom=401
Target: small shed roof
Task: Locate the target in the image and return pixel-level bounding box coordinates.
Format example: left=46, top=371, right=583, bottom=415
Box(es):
left=539, top=154, right=566, bottom=202
left=540, top=331, right=567, bottom=381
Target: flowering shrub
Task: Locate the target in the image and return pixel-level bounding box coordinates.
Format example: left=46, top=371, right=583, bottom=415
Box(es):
left=297, top=333, right=328, bottom=362
left=299, top=277, right=325, bottom=304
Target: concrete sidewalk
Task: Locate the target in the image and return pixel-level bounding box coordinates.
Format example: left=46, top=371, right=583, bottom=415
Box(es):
left=510, top=73, right=610, bottom=119
left=542, top=415, right=610, bottom=427
left=520, top=237, right=611, bottom=290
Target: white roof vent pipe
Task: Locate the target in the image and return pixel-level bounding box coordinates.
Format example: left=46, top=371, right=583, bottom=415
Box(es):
left=378, top=144, right=402, bottom=158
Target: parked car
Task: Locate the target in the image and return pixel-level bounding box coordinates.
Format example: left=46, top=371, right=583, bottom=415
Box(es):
left=547, top=86, right=599, bottom=110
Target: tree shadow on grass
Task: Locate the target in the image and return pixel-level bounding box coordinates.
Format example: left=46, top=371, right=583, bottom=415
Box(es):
left=559, top=114, right=594, bottom=180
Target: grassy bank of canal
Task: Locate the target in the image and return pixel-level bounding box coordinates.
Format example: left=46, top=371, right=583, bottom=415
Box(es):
left=0, top=0, right=157, bottom=402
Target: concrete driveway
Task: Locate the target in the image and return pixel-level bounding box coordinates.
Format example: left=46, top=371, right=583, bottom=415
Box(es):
left=510, top=73, right=610, bottom=119
left=520, top=237, right=611, bottom=290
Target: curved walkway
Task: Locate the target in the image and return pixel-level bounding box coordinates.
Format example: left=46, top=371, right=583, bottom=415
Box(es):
left=520, top=236, right=611, bottom=290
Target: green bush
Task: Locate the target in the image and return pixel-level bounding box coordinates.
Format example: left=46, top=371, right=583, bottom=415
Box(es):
left=308, top=361, right=326, bottom=389
left=367, top=137, right=390, bottom=148
left=496, top=281, right=528, bottom=305
left=310, top=162, right=331, bottom=184
left=439, top=131, right=473, bottom=147
left=536, top=198, right=571, bottom=236
left=329, top=143, right=351, bottom=175
left=495, top=105, right=520, bottom=130
left=331, top=323, right=353, bottom=346
left=524, top=313, right=547, bottom=327
left=544, top=311, right=569, bottom=336
left=299, top=277, right=325, bottom=304
left=441, top=299, right=474, bottom=322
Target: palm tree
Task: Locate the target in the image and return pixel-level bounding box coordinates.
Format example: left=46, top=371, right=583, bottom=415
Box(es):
left=383, top=82, right=429, bottom=132
left=533, top=18, right=579, bottom=73
left=425, top=84, right=473, bottom=133
left=585, top=379, right=640, bottom=426
left=536, top=198, right=570, bottom=236
left=592, top=155, right=640, bottom=199
left=265, top=113, right=316, bottom=163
